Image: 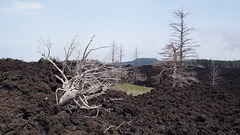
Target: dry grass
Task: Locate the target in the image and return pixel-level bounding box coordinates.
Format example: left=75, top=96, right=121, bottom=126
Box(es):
left=111, top=83, right=153, bottom=96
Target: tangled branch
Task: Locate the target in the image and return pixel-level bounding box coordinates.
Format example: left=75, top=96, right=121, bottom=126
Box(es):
left=38, top=35, right=121, bottom=110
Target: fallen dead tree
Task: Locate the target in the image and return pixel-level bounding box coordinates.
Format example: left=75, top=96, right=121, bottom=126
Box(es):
left=38, top=35, right=121, bottom=110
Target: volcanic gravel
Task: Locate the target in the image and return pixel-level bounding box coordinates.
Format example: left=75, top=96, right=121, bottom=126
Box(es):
left=0, top=59, right=240, bottom=134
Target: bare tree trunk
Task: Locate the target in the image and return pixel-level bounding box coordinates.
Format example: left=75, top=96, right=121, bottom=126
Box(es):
left=111, top=41, right=117, bottom=63
left=134, top=46, right=139, bottom=82
left=210, top=60, right=222, bottom=86
left=119, top=45, right=124, bottom=83
left=179, top=10, right=184, bottom=70
left=119, top=45, right=124, bottom=67
left=135, top=46, right=138, bottom=67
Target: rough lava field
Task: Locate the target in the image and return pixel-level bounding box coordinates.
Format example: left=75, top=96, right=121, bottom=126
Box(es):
left=0, top=59, right=240, bottom=134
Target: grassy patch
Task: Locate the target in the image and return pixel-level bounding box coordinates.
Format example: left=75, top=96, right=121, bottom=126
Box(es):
left=111, top=83, right=153, bottom=96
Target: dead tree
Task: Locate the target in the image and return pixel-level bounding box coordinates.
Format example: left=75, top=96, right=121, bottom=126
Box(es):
left=158, top=43, right=178, bottom=87
left=170, top=9, right=198, bottom=69
left=210, top=60, right=222, bottom=86
left=110, top=41, right=118, bottom=63
left=134, top=46, right=139, bottom=82
left=38, top=35, right=121, bottom=110
left=119, top=45, right=124, bottom=68
left=159, top=8, right=199, bottom=88
left=119, top=44, right=125, bottom=82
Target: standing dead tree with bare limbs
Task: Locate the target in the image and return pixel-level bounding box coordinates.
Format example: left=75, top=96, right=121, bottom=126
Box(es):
left=118, top=44, right=126, bottom=82
left=158, top=8, right=199, bottom=88
left=38, top=35, right=121, bottom=110
left=210, top=60, right=222, bottom=86
left=119, top=44, right=124, bottom=68
left=110, top=41, right=118, bottom=63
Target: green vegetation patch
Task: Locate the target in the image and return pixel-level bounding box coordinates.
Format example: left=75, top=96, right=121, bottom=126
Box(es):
left=111, top=83, right=153, bottom=96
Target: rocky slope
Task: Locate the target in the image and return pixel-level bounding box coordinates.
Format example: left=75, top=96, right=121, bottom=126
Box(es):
left=0, top=59, right=239, bottom=134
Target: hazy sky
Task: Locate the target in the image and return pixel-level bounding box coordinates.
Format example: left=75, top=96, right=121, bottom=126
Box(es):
left=0, top=0, right=240, bottom=62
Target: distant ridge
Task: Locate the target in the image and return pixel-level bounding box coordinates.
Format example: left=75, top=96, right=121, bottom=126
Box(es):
left=118, top=58, right=240, bottom=68
left=118, top=58, right=159, bottom=66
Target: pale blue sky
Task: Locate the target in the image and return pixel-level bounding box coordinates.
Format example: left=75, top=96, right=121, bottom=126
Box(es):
left=0, top=0, right=240, bottom=62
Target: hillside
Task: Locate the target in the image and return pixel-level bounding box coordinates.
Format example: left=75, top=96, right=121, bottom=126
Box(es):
left=119, top=58, right=159, bottom=66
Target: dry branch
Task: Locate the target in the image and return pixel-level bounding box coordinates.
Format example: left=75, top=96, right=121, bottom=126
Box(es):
left=104, top=120, right=132, bottom=133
